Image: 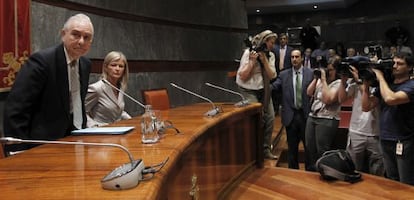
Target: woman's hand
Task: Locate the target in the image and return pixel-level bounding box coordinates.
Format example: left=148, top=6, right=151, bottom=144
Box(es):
left=320, top=68, right=327, bottom=82
left=257, top=51, right=268, bottom=63
left=249, top=50, right=259, bottom=61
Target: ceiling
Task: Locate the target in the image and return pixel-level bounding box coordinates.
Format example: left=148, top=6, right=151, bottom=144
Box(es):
left=246, top=0, right=360, bottom=15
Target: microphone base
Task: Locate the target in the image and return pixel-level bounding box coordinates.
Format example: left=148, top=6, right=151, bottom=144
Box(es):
left=234, top=100, right=250, bottom=107
left=101, top=159, right=145, bottom=190
left=204, top=107, right=221, bottom=117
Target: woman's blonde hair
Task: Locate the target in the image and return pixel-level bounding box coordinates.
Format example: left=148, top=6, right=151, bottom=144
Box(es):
left=256, top=30, right=277, bottom=46
left=250, top=30, right=277, bottom=50
left=101, top=51, right=129, bottom=91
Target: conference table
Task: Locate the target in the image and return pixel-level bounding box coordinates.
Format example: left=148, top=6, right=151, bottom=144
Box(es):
left=0, top=103, right=263, bottom=199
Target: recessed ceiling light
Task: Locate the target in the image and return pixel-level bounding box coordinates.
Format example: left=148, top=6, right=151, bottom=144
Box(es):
left=256, top=9, right=260, bottom=13
left=313, top=5, right=318, bottom=9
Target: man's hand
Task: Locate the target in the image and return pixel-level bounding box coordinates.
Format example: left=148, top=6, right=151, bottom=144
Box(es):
left=372, top=68, right=384, bottom=79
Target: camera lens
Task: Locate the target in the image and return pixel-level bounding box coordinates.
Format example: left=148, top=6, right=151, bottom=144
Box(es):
left=314, top=69, right=321, bottom=78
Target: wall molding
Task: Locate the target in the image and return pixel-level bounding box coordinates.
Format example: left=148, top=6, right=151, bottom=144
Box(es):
left=33, top=0, right=247, bottom=33
left=34, top=0, right=244, bottom=72
left=91, top=59, right=239, bottom=73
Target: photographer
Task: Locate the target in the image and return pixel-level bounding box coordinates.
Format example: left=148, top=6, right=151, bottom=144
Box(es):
left=361, top=52, right=414, bottom=185
left=236, top=30, right=278, bottom=159
left=305, top=55, right=342, bottom=171
left=338, top=65, right=384, bottom=176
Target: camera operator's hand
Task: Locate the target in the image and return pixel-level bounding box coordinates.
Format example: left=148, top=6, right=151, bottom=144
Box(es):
left=320, top=68, right=327, bottom=82
left=349, top=65, right=359, bottom=81
left=257, top=51, right=268, bottom=63
left=372, top=68, right=384, bottom=79
left=339, top=73, right=348, bottom=83
left=249, top=51, right=259, bottom=61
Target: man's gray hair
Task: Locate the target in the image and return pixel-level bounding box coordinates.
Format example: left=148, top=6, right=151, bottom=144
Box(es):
left=62, top=13, right=94, bottom=35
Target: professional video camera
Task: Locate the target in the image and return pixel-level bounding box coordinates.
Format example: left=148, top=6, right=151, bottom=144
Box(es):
left=336, top=56, right=371, bottom=78
left=338, top=56, right=394, bottom=87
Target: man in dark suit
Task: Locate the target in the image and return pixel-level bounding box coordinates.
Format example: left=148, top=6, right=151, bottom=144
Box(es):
left=300, top=18, right=320, bottom=51
left=271, top=49, right=314, bottom=169
left=303, top=48, right=316, bottom=68
left=273, top=33, right=293, bottom=74
left=3, top=14, right=94, bottom=152
left=272, top=33, right=293, bottom=115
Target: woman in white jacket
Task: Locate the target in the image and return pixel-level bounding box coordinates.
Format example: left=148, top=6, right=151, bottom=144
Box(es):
left=85, top=51, right=131, bottom=127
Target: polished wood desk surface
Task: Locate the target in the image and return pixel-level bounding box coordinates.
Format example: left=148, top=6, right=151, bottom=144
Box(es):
left=230, top=167, right=414, bottom=200
left=0, top=103, right=262, bottom=199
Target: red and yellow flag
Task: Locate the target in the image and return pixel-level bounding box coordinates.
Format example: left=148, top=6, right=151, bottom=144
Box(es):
left=0, top=0, right=30, bottom=92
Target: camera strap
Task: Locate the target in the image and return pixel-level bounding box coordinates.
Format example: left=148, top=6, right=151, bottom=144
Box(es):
left=259, top=61, right=271, bottom=112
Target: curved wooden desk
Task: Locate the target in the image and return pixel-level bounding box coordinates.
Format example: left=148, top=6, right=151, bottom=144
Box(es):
left=0, top=103, right=263, bottom=199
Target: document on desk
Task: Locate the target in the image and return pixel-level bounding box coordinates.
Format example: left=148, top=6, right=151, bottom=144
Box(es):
left=71, top=126, right=135, bottom=135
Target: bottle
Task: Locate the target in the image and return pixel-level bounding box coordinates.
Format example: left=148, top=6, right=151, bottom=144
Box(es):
left=141, top=105, right=159, bottom=144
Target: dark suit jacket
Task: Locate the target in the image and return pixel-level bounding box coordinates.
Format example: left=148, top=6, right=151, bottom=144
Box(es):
left=273, top=45, right=293, bottom=74
left=4, top=43, right=90, bottom=151
left=271, top=67, right=314, bottom=126
left=303, top=56, right=317, bottom=68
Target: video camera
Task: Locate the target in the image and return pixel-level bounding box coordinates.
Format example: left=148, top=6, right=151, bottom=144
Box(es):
left=313, top=68, right=325, bottom=79
left=243, top=36, right=269, bottom=53
left=337, top=56, right=394, bottom=87
left=243, top=36, right=271, bottom=62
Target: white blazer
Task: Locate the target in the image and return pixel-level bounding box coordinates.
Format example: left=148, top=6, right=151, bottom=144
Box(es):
left=85, top=80, right=131, bottom=127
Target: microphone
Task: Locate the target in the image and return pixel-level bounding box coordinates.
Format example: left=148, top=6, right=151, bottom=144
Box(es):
left=102, top=79, right=145, bottom=108
left=0, top=137, right=145, bottom=190
left=205, top=82, right=249, bottom=107
left=170, top=83, right=221, bottom=117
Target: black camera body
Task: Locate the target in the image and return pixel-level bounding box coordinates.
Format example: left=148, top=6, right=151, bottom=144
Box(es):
left=341, top=56, right=394, bottom=87
left=243, top=36, right=270, bottom=61
left=360, top=60, right=394, bottom=87
left=244, top=36, right=265, bottom=52
left=336, top=56, right=370, bottom=78
left=313, top=68, right=325, bottom=78
left=252, top=43, right=267, bottom=53
left=337, top=61, right=353, bottom=77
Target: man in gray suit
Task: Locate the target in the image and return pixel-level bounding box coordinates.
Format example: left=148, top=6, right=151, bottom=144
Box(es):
left=272, top=33, right=294, bottom=115
left=271, top=49, right=314, bottom=169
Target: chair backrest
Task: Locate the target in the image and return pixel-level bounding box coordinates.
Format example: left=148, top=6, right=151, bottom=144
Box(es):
left=341, top=98, right=353, bottom=111
left=338, top=111, right=352, bottom=129
left=142, top=88, right=170, bottom=110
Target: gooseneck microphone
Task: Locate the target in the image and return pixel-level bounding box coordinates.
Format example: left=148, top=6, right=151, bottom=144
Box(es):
left=0, top=137, right=145, bottom=190
left=205, top=82, right=249, bottom=107
left=102, top=79, right=145, bottom=108
left=170, top=83, right=221, bottom=117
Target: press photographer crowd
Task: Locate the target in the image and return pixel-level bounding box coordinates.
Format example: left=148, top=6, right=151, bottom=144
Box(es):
left=237, top=29, right=414, bottom=185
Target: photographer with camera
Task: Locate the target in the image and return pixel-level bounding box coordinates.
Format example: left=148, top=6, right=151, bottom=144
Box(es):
left=361, top=52, right=414, bottom=185
left=305, top=55, right=342, bottom=171
left=338, top=64, right=384, bottom=176
left=236, top=30, right=278, bottom=160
